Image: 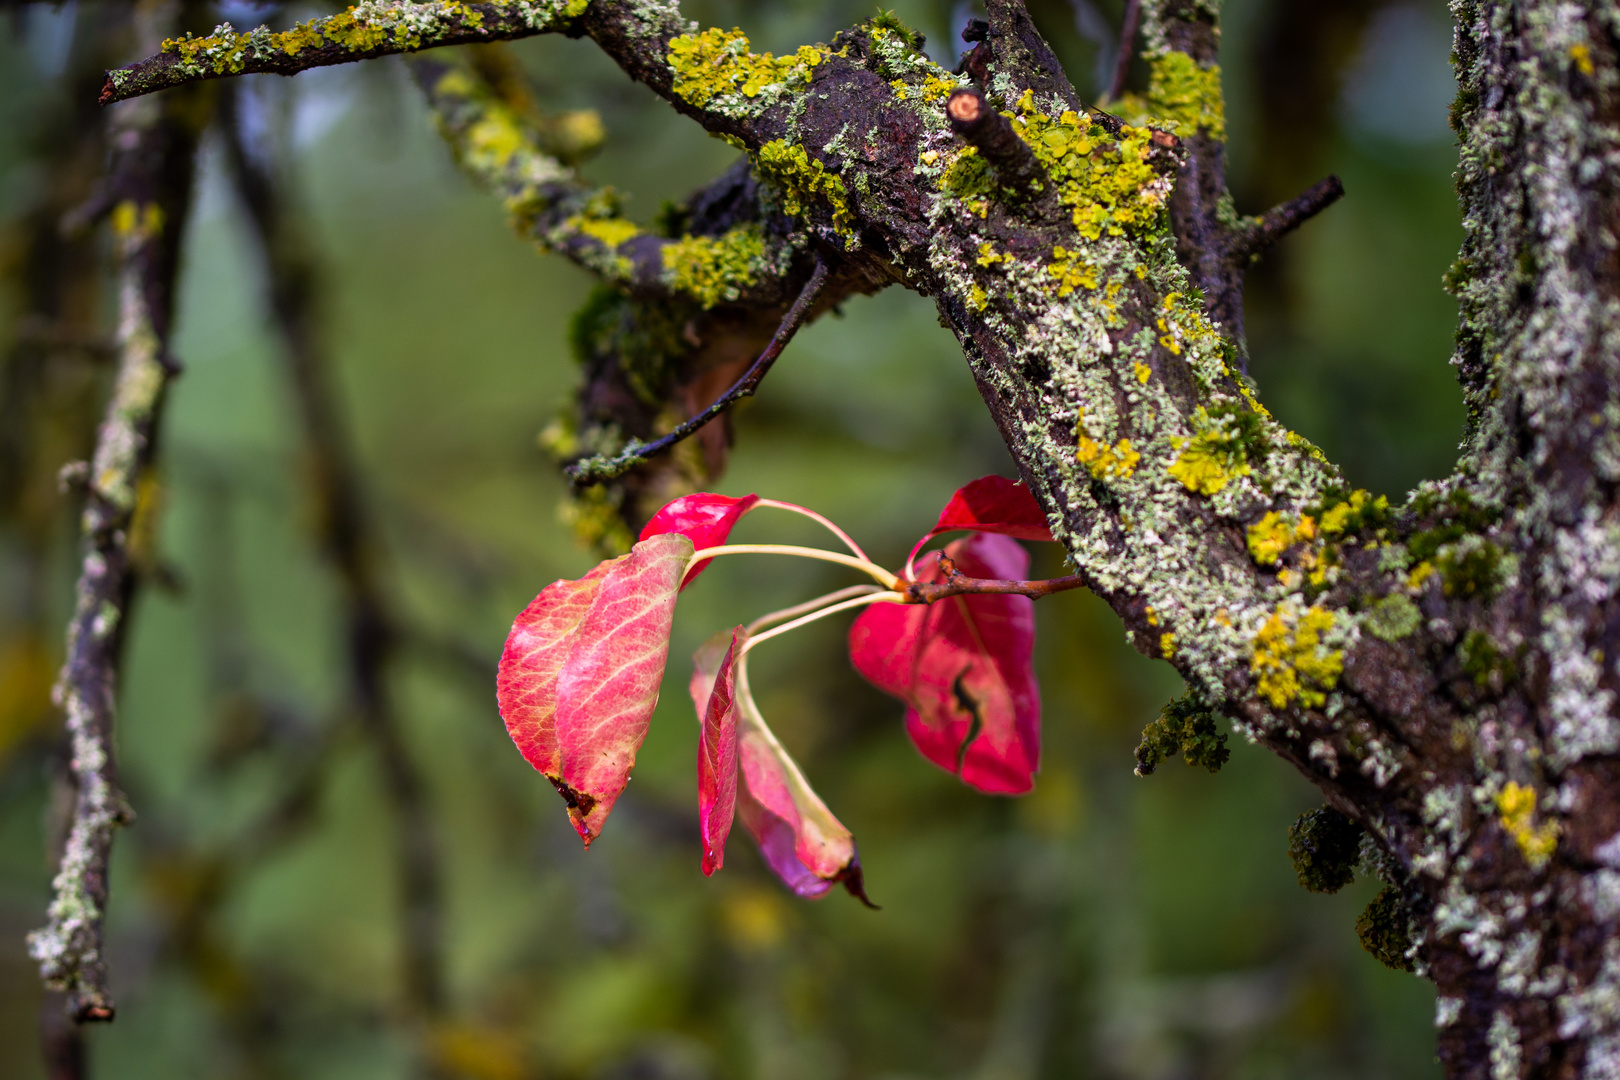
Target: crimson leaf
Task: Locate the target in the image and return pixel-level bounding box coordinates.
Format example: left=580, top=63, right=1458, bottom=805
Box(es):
left=498, top=533, right=693, bottom=845
left=849, top=532, right=1041, bottom=794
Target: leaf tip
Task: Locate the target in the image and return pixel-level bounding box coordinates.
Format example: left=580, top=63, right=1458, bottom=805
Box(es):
left=840, top=858, right=879, bottom=909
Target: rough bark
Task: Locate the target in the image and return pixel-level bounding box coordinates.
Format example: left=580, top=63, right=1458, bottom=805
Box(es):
left=29, top=1, right=207, bottom=1021
left=99, top=0, right=1620, bottom=1074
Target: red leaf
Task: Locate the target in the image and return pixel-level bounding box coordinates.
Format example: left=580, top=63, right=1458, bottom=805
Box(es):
left=498, top=560, right=615, bottom=779
left=690, top=627, right=743, bottom=876
left=849, top=532, right=1040, bottom=794
left=690, top=630, right=870, bottom=903
left=735, top=674, right=872, bottom=903
left=640, top=492, right=761, bottom=587
left=498, top=533, right=693, bottom=846
left=927, top=475, right=1053, bottom=543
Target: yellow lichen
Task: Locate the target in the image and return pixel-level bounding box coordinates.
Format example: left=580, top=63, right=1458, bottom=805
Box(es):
left=1007, top=93, right=1171, bottom=240
left=573, top=216, right=639, bottom=249
left=1247, top=512, right=1316, bottom=566
left=661, top=225, right=766, bottom=308
left=1571, top=42, right=1595, bottom=77
left=1076, top=409, right=1140, bottom=480
left=1251, top=604, right=1343, bottom=710
left=755, top=140, right=854, bottom=236
left=1247, top=512, right=1293, bottom=565
left=892, top=73, right=958, bottom=103
left=939, top=146, right=993, bottom=217
left=667, top=28, right=821, bottom=108
left=1133, top=361, right=1152, bottom=385
left=1159, top=632, right=1176, bottom=658
left=1167, top=430, right=1235, bottom=495
left=1496, top=782, right=1560, bottom=870
left=1144, top=52, right=1225, bottom=140
left=1048, top=246, right=1099, bottom=296
left=969, top=284, right=989, bottom=311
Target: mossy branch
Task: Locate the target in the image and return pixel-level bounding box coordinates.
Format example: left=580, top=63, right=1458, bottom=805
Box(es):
left=29, top=31, right=206, bottom=1023
left=100, top=0, right=592, bottom=104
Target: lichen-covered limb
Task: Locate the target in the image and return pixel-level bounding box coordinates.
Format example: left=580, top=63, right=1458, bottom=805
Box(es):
left=412, top=45, right=891, bottom=545
left=28, top=35, right=206, bottom=1022
left=99, top=0, right=593, bottom=104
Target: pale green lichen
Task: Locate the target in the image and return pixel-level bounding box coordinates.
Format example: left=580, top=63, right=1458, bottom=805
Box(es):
left=661, top=225, right=766, bottom=307
left=1364, top=594, right=1421, bottom=642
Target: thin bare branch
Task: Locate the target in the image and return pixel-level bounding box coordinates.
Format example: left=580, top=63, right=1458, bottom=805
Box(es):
left=948, top=88, right=1049, bottom=198
left=565, top=256, right=832, bottom=486
left=1106, top=0, right=1141, bottom=102
left=1227, top=175, right=1345, bottom=263
left=900, top=555, right=1089, bottom=605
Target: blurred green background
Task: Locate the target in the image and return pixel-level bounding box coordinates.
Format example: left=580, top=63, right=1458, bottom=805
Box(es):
left=0, top=0, right=1463, bottom=1076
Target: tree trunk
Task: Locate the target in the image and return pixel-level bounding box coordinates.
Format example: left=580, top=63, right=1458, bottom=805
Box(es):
left=92, top=0, right=1620, bottom=1073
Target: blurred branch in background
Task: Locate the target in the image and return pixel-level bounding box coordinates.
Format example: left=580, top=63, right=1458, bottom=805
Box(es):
left=217, top=76, right=450, bottom=1039
left=26, top=0, right=208, bottom=1025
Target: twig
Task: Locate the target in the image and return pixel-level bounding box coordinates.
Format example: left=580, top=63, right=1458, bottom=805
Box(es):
left=28, top=29, right=204, bottom=1019
left=1107, top=0, right=1141, bottom=102
left=900, top=554, right=1089, bottom=605
left=1227, top=175, right=1345, bottom=264
left=565, top=257, right=832, bottom=486
left=219, top=81, right=447, bottom=1018
left=947, top=88, right=1048, bottom=197
left=100, top=0, right=585, bottom=105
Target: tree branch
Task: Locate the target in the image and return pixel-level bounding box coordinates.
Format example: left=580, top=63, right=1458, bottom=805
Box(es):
left=28, top=24, right=206, bottom=1022
left=899, top=554, right=1090, bottom=604
left=1227, top=175, right=1344, bottom=264
left=1106, top=0, right=1141, bottom=102
left=565, top=256, right=831, bottom=486
left=948, top=88, right=1049, bottom=198
left=100, top=0, right=589, bottom=105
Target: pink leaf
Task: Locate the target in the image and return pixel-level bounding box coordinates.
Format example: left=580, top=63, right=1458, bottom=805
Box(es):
left=498, top=560, right=615, bottom=779
left=849, top=532, right=1040, bottom=795
left=735, top=677, right=873, bottom=904
left=691, top=631, right=870, bottom=903
left=640, top=492, right=761, bottom=587
left=499, top=533, right=693, bottom=846
left=927, top=475, right=1053, bottom=543
left=690, top=627, right=743, bottom=876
